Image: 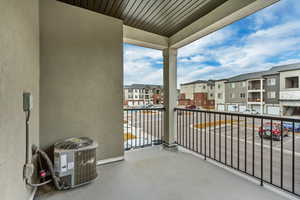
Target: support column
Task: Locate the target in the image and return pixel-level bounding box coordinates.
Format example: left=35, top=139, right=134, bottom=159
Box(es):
left=163, top=48, right=177, bottom=148
left=260, top=79, right=264, bottom=114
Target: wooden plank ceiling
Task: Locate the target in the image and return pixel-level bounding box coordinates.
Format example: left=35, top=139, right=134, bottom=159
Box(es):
left=58, top=0, right=228, bottom=37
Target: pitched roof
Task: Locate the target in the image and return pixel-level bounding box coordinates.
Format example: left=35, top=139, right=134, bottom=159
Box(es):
left=227, top=63, right=300, bottom=82
left=124, top=84, right=162, bottom=89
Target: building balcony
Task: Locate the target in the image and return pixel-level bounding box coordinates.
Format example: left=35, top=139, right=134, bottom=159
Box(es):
left=280, top=91, right=300, bottom=101
left=248, top=87, right=265, bottom=92
left=248, top=98, right=265, bottom=103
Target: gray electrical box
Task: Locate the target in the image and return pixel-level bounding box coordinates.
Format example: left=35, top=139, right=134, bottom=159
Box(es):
left=23, top=92, right=32, bottom=111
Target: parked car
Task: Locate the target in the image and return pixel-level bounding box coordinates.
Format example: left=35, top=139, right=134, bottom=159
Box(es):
left=282, top=122, right=300, bottom=132
left=244, top=109, right=260, bottom=115
left=258, top=122, right=288, bottom=141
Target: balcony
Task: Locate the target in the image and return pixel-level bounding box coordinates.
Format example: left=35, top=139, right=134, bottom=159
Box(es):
left=35, top=108, right=300, bottom=200
left=2, top=1, right=289, bottom=200
left=248, top=80, right=265, bottom=91
left=248, top=98, right=265, bottom=103
left=36, top=146, right=293, bottom=200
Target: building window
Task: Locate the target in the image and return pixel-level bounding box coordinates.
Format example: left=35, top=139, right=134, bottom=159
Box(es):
left=285, top=76, right=299, bottom=88
left=203, top=85, right=206, bottom=89
left=135, top=95, right=138, bottom=98
left=218, top=84, right=221, bottom=89
left=267, top=78, right=276, bottom=86
left=242, top=81, right=246, bottom=87
left=210, top=93, right=213, bottom=97
left=230, top=93, right=235, bottom=98
left=231, top=83, right=235, bottom=88
left=240, top=93, right=246, bottom=98
left=267, top=91, right=276, bottom=99
left=217, top=93, right=222, bottom=99
left=210, top=86, right=213, bottom=90
left=128, top=89, right=133, bottom=93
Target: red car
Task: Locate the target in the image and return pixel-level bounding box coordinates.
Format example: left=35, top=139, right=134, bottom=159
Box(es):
left=258, top=122, right=288, bottom=141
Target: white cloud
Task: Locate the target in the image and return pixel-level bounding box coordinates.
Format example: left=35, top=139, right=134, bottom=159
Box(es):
left=177, top=12, right=300, bottom=86
left=124, top=44, right=163, bottom=85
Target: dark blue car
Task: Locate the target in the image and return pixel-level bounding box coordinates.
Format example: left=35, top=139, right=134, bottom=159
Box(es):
left=283, top=122, right=300, bottom=132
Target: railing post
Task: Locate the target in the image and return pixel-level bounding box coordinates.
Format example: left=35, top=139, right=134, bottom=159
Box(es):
left=163, top=48, right=177, bottom=150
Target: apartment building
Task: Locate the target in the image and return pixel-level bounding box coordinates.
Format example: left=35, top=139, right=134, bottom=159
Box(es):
left=224, top=63, right=300, bottom=115
left=180, top=63, right=300, bottom=116
left=124, top=84, right=163, bottom=106
left=279, top=68, right=300, bottom=117
left=179, top=80, right=215, bottom=109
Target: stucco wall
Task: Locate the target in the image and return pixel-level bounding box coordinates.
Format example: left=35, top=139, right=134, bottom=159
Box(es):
left=39, top=0, right=124, bottom=160
left=0, top=1, right=39, bottom=200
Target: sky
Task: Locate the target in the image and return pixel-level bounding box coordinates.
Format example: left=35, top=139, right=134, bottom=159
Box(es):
left=123, top=0, right=300, bottom=87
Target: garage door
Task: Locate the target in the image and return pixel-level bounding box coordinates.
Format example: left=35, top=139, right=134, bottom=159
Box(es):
left=228, top=105, right=237, bottom=112
left=239, top=105, right=247, bottom=112
left=217, top=105, right=225, bottom=111
left=267, top=106, right=280, bottom=115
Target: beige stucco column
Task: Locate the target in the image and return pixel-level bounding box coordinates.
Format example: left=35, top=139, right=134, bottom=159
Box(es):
left=163, top=48, right=178, bottom=148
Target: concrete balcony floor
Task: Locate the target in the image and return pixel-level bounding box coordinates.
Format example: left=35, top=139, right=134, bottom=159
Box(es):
left=36, top=146, right=292, bottom=200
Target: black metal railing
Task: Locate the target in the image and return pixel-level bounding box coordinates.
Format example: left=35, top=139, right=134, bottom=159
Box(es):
left=175, top=108, right=300, bottom=197
left=123, top=108, right=164, bottom=150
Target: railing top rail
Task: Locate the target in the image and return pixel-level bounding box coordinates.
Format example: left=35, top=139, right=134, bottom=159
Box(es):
left=174, top=107, right=300, bottom=122
left=124, top=107, right=165, bottom=111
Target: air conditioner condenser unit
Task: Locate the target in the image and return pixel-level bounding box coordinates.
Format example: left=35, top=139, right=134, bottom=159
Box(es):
left=54, top=137, right=98, bottom=189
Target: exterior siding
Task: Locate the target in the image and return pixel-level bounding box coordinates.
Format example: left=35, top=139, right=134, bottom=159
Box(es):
left=225, top=81, right=247, bottom=104
left=264, top=74, right=280, bottom=104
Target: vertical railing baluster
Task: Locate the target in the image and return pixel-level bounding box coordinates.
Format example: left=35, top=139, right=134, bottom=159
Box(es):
left=260, top=118, right=264, bottom=186
left=270, top=119, right=273, bottom=184
left=245, top=116, right=247, bottom=173
left=238, top=115, right=240, bottom=170
left=292, top=120, right=295, bottom=193
left=131, top=110, right=133, bottom=148
left=151, top=109, right=153, bottom=145
left=252, top=117, right=255, bottom=176
left=196, top=112, right=199, bottom=153
left=143, top=109, right=145, bottom=147
left=204, top=112, right=207, bottom=160
left=176, top=110, right=179, bottom=145
left=219, top=113, right=221, bottom=162
left=135, top=110, right=137, bottom=148
left=146, top=109, right=149, bottom=146
left=127, top=110, right=129, bottom=150
left=214, top=113, right=216, bottom=160
left=280, top=120, right=283, bottom=188
left=181, top=110, right=183, bottom=146
left=193, top=111, right=195, bottom=151
left=158, top=109, right=161, bottom=143
left=209, top=113, right=211, bottom=158
left=189, top=111, right=191, bottom=150
left=231, top=114, right=233, bottom=167
left=200, top=112, right=203, bottom=154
